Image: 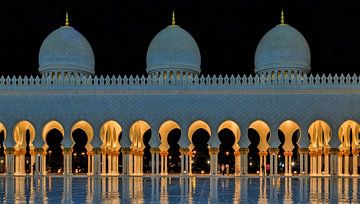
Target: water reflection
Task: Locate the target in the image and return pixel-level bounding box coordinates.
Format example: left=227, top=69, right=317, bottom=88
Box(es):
left=0, top=176, right=359, bottom=203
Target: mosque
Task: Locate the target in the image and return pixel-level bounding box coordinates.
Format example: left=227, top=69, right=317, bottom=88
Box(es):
left=0, top=10, right=359, bottom=178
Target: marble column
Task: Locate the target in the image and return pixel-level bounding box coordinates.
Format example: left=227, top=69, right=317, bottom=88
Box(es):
left=121, top=147, right=131, bottom=176
left=352, top=149, right=358, bottom=176
left=268, top=148, right=279, bottom=176
left=63, top=148, right=72, bottom=175
left=14, top=149, right=26, bottom=175
left=150, top=148, right=159, bottom=175
left=234, top=150, right=240, bottom=176
left=5, top=147, right=15, bottom=175
left=209, top=147, right=219, bottom=176
left=329, top=148, right=338, bottom=176
left=343, top=150, right=350, bottom=176
left=324, top=149, right=330, bottom=176
left=180, top=148, right=189, bottom=175
left=239, top=148, right=249, bottom=175
left=259, top=151, right=267, bottom=176
left=87, top=151, right=93, bottom=175
left=41, top=150, right=47, bottom=175
left=101, top=149, right=107, bottom=175
left=338, top=151, right=343, bottom=176
left=92, top=148, right=102, bottom=175
left=317, top=150, right=322, bottom=175
left=299, top=148, right=310, bottom=175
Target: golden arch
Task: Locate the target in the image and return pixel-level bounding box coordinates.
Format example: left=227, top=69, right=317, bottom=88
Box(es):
left=0, top=123, right=7, bottom=143
left=338, top=120, right=359, bottom=151
left=188, top=120, right=211, bottom=151
left=13, top=121, right=36, bottom=150
left=71, top=120, right=94, bottom=151
left=42, top=120, right=65, bottom=151
left=217, top=120, right=241, bottom=151
left=159, top=120, right=181, bottom=152
left=278, top=120, right=301, bottom=152
left=308, top=120, right=331, bottom=151
left=249, top=120, right=270, bottom=152
left=129, top=120, right=151, bottom=152
left=100, top=120, right=122, bottom=152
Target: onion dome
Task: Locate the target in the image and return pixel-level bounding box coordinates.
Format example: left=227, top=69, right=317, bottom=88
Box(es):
left=39, top=12, right=95, bottom=77
left=254, top=10, right=311, bottom=76
left=146, top=12, right=201, bottom=77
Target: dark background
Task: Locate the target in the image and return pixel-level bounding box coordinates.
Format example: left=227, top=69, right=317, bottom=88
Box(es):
left=0, top=0, right=359, bottom=76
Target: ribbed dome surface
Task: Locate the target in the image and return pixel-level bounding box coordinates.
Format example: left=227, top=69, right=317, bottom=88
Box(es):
left=255, top=24, right=311, bottom=74
left=146, top=25, right=201, bottom=75
left=39, top=26, right=95, bottom=75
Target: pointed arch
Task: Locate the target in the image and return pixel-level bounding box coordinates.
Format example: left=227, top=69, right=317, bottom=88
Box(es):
left=71, top=120, right=94, bottom=151
left=13, top=120, right=35, bottom=149
left=217, top=120, right=241, bottom=151
left=278, top=120, right=301, bottom=152
left=249, top=120, right=270, bottom=151
left=129, top=120, right=151, bottom=152
left=159, top=120, right=181, bottom=152
left=0, top=123, right=7, bottom=143
left=338, top=120, right=359, bottom=151
left=42, top=120, right=65, bottom=150
left=188, top=120, right=211, bottom=146
left=100, top=120, right=122, bottom=152
left=308, top=120, right=331, bottom=151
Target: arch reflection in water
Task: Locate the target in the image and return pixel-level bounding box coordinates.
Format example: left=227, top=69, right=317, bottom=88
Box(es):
left=0, top=176, right=359, bottom=203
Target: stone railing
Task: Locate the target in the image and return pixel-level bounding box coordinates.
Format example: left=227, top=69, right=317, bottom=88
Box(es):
left=0, top=73, right=359, bottom=89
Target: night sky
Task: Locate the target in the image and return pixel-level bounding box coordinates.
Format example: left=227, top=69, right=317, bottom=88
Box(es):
left=1, top=0, right=360, bottom=76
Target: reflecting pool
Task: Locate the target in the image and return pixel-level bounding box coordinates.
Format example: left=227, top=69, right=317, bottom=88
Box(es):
left=0, top=176, right=359, bottom=203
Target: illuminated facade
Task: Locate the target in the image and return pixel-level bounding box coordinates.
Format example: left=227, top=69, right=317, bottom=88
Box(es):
left=0, top=12, right=359, bottom=177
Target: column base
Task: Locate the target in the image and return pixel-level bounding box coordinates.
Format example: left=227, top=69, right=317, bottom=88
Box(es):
left=13, top=172, right=26, bottom=176
left=284, top=173, right=292, bottom=176
left=352, top=174, right=358, bottom=177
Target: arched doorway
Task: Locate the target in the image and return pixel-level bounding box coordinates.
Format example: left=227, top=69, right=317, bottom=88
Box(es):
left=159, top=120, right=181, bottom=175
left=45, top=129, right=63, bottom=173
left=129, top=120, right=151, bottom=176
left=72, top=129, right=88, bottom=174
left=167, top=128, right=181, bottom=173
left=338, top=120, right=359, bottom=176
left=143, top=129, right=151, bottom=173
left=13, top=121, right=35, bottom=175
left=278, top=120, right=301, bottom=175
left=248, top=128, right=260, bottom=174
left=308, top=120, right=331, bottom=176
left=218, top=129, right=235, bottom=174
left=248, top=120, right=270, bottom=176
left=191, top=129, right=210, bottom=174
left=100, top=121, right=122, bottom=175
left=0, top=130, right=5, bottom=173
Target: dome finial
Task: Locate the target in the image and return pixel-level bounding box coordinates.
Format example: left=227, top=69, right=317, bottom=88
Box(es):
left=280, top=8, right=285, bottom=25
left=65, top=10, right=70, bottom=27
left=171, top=10, right=176, bottom=26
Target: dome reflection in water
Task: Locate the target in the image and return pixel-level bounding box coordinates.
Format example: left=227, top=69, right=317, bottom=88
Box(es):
left=0, top=176, right=358, bottom=203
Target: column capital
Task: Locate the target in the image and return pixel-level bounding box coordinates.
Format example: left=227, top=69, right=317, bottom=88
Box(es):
left=122, top=147, right=132, bottom=154
left=209, top=147, right=219, bottom=154
left=92, top=147, right=102, bottom=154
left=150, top=147, right=160, bottom=154
left=179, top=147, right=189, bottom=154
left=63, top=148, right=73, bottom=154
left=160, top=151, right=168, bottom=156
left=329, top=148, right=339, bottom=154
left=5, top=147, right=15, bottom=154
left=343, top=150, right=351, bottom=156
left=239, top=148, right=249, bottom=154
left=14, top=149, right=26, bottom=155
left=234, top=150, right=240, bottom=156
left=299, top=148, right=309, bottom=154
left=309, top=151, right=317, bottom=156
left=268, top=148, right=279, bottom=154
left=284, top=151, right=293, bottom=156
left=258, top=151, right=268, bottom=156
left=352, top=149, right=359, bottom=155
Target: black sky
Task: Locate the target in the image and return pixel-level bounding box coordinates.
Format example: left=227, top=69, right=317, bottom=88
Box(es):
left=1, top=0, right=360, bottom=76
